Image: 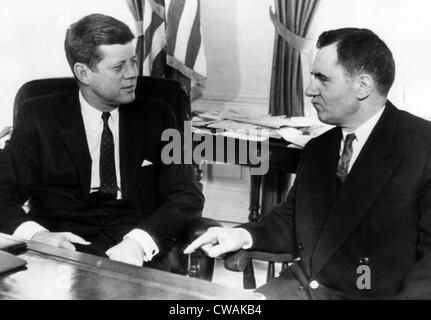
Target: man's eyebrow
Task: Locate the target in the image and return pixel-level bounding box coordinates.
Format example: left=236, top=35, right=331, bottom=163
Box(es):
left=311, top=72, right=329, bottom=80
left=113, top=56, right=138, bottom=66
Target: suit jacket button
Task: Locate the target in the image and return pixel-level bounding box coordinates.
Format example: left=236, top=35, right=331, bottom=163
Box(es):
left=298, top=243, right=304, bottom=250
left=359, top=257, right=369, bottom=264
left=309, top=280, right=319, bottom=290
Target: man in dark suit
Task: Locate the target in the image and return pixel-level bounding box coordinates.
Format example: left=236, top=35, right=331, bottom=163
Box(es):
left=185, top=28, right=431, bottom=299
left=0, top=14, right=204, bottom=268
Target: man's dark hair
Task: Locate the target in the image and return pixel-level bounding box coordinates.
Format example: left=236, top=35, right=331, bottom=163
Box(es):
left=65, top=14, right=135, bottom=77
left=317, top=28, right=395, bottom=96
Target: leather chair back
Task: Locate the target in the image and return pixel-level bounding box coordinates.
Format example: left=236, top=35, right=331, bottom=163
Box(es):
left=13, top=76, right=191, bottom=128
left=5, top=76, right=220, bottom=281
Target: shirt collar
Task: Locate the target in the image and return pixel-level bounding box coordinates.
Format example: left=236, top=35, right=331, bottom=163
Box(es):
left=79, top=91, right=119, bottom=125
left=341, top=105, right=385, bottom=143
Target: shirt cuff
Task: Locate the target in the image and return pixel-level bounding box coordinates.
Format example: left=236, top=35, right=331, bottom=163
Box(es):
left=13, top=221, right=48, bottom=240
left=125, top=229, right=159, bottom=262
left=237, top=228, right=253, bottom=250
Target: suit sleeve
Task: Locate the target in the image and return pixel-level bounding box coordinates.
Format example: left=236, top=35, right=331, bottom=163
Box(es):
left=239, top=143, right=312, bottom=254
left=0, top=102, right=40, bottom=233
left=396, top=149, right=431, bottom=299
left=136, top=107, right=204, bottom=251
left=240, top=182, right=297, bottom=254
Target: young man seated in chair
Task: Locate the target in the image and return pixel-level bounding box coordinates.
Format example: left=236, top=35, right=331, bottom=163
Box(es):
left=0, top=14, right=204, bottom=269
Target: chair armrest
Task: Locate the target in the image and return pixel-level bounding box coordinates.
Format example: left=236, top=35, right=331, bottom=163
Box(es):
left=224, top=249, right=297, bottom=272
left=184, top=217, right=222, bottom=281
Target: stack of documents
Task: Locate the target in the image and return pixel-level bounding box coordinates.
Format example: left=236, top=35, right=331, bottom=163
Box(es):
left=192, top=109, right=332, bottom=147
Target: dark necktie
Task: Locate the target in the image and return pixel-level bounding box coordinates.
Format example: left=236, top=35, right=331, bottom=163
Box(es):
left=99, top=112, right=117, bottom=199
left=336, top=133, right=356, bottom=183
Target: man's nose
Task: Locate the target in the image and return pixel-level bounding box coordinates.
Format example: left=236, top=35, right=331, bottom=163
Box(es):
left=124, top=62, right=138, bottom=79
left=305, top=80, right=319, bottom=97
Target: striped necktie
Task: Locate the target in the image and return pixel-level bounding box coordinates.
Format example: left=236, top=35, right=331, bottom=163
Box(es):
left=336, top=133, right=356, bottom=183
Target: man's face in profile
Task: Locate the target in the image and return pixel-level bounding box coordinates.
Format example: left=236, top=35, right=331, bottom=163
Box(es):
left=87, top=42, right=138, bottom=107
left=305, top=43, right=360, bottom=127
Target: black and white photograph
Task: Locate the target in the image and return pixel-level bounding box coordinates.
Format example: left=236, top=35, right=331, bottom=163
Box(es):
left=0, top=0, right=431, bottom=306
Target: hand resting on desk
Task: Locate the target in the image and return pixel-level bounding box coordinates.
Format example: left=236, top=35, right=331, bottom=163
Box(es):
left=105, top=237, right=145, bottom=267
left=184, top=227, right=252, bottom=258
left=32, top=231, right=91, bottom=251
left=32, top=231, right=148, bottom=267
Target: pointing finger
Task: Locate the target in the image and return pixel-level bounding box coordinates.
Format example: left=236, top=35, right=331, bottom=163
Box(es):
left=184, top=231, right=218, bottom=254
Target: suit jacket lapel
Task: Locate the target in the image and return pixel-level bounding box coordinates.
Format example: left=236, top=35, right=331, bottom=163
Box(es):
left=58, top=91, right=92, bottom=197
left=310, top=127, right=342, bottom=236
left=311, top=102, right=403, bottom=277
left=118, top=101, right=153, bottom=200
left=296, top=127, right=341, bottom=274
left=119, top=105, right=131, bottom=199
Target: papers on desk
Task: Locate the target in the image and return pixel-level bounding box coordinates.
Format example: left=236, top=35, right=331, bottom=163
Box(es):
left=219, top=109, right=317, bottom=129
left=221, top=130, right=269, bottom=142
left=192, top=109, right=332, bottom=147
left=196, top=109, right=316, bottom=129
left=279, top=124, right=334, bottom=148
left=278, top=127, right=313, bottom=148
left=207, top=119, right=261, bottom=131
left=192, top=124, right=269, bottom=142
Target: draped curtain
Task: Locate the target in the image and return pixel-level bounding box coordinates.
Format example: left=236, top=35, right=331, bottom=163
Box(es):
left=261, top=0, right=321, bottom=215
left=269, top=0, right=320, bottom=116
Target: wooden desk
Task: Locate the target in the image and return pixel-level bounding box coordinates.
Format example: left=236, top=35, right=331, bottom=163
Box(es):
left=0, top=234, right=262, bottom=300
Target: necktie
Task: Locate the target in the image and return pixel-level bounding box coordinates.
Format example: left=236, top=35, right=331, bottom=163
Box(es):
left=99, top=112, right=117, bottom=199
left=336, top=133, right=356, bottom=183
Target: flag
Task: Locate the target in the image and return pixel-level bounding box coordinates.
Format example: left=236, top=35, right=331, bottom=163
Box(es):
left=128, top=0, right=207, bottom=98
left=165, top=0, right=207, bottom=89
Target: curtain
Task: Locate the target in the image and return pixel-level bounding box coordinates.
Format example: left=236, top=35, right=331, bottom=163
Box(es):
left=269, top=0, right=320, bottom=116
left=261, top=0, right=321, bottom=216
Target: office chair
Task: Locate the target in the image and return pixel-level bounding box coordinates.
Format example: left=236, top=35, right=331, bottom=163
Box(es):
left=10, top=76, right=221, bottom=281
left=224, top=249, right=297, bottom=289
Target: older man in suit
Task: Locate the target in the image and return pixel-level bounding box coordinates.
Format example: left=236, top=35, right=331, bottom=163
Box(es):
left=185, top=28, right=431, bottom=299
left=0, top=14, right=204, bottom=268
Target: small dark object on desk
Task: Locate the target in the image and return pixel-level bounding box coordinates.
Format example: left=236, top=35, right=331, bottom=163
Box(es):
left=0, top=251, right=27, bottom=275
left=0, top=235, right=27, bottom=254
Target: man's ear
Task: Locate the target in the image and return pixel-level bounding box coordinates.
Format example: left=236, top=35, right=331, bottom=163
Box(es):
left=73, top=63, right=92, bottom=85
left=356, top=74, right=374, bottom=100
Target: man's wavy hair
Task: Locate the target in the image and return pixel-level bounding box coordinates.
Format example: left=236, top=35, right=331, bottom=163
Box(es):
left=65, top=14, right=135, bottom=77
left=317, top=28, right=395, bottom=96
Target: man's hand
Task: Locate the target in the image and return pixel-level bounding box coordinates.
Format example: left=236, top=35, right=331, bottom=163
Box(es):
left=184, top=227, right=251, bottom=258
left=31, top=231, right=91, bottom=251
left=105, top=237, right=145, bottom=266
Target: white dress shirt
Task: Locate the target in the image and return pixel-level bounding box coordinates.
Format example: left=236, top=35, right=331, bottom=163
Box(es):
left=80, top=93, right=122, bottom=199
left=14, top=91, right=159, bottom=262
left=339, top=106, right=385, bottom=173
